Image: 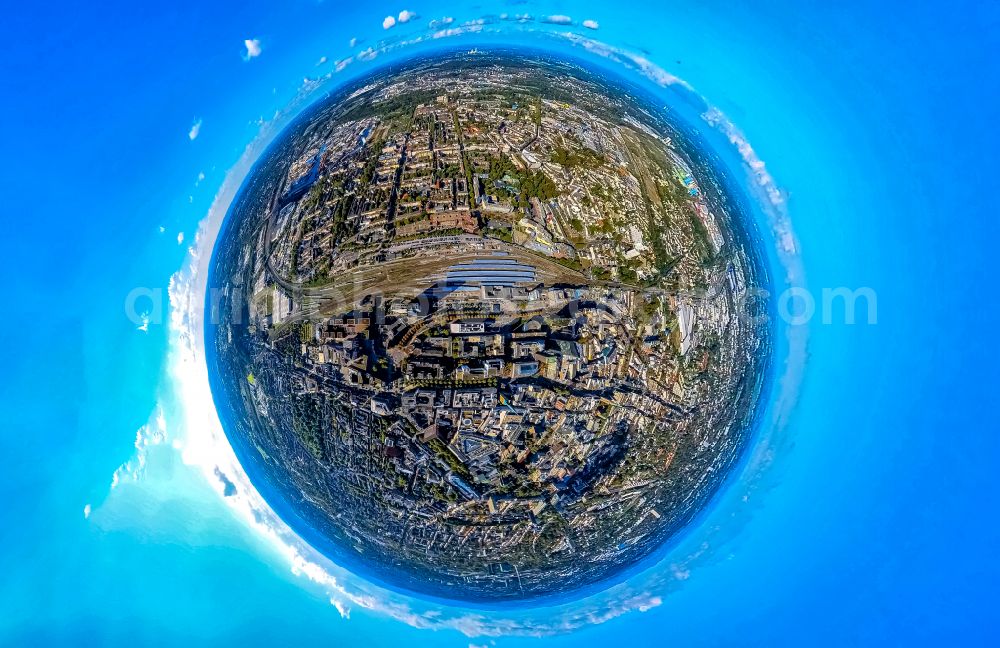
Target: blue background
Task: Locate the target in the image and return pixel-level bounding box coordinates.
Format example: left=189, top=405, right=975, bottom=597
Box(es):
left=1, top=0, right=998, bottom=645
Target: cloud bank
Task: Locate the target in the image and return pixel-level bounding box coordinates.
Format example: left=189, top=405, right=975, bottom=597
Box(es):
left=243, top=38, right=262, bottom=60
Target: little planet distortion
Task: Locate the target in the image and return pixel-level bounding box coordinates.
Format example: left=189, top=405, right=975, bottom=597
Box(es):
left=207, top=50, right=772, bottom=602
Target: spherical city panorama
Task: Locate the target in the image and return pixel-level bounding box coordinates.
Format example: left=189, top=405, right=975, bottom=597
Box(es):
left=206, top=49, right=772, bottom=603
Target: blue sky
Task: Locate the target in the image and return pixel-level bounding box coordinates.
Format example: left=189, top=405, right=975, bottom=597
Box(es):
left=2, top=0, right=999, bottom=645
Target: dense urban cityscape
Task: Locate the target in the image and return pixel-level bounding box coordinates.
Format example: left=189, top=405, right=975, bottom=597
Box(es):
left=207, top=51, right=771, bottom=601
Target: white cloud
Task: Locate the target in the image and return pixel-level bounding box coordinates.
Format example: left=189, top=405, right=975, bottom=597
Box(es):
left=543, top=15, right=573, bottom=25
left=397, top=10, right=415, bottom=23
left=637, top=596, right=663, bottom=612
left=556, top=32, right=691, bottom=89
left=316, top=55, right=328, bottom=66
left=349, top=37, right=357, bottom=48
left=357, top=47, right=378, bottom=61
left=701, top=107, right=786, bottom=210
left=195, top=171, right=205, bottom=186
left=428, top=16, right=454, bottom=29
left=243, top=38, right=262, bottom=60
left=188, top=118, right=202, bottom=141
left=335, top=57, right=353, bottom=72
left=629, top=53, right=687, bottom=87
left=158, top=226, right=166, bottom=234
left=582, top=19, right=599, bottom=30
left=382, top=15, right=396, bottom=29
left=332, top=598, right=350, bottom=618
left=83, top=503, right=91, bottom=519
left=433, top=22, right=486, bottom=39
left=110, top=408, right=166, bottom=489
left=177, top=231, right=185, bottom=245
